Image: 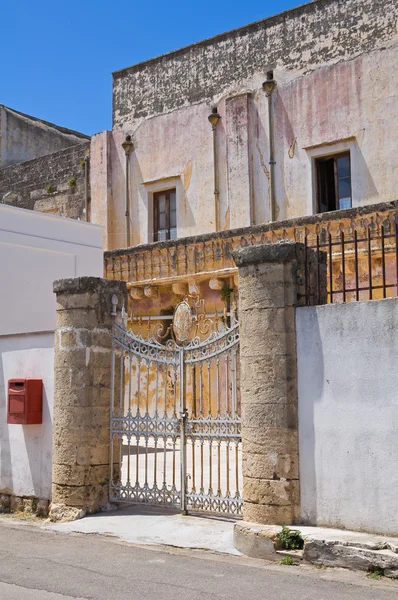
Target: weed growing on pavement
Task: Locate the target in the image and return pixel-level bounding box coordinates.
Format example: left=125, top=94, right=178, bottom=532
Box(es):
left=277, top=526, right=304, bottom=550
left=280, top=556, right=294, bottom=566
left=367, top=567, right=384, bottom=580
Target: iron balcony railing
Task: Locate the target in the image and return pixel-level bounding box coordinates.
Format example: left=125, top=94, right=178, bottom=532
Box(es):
left=305, top=214, right=398, bottom=305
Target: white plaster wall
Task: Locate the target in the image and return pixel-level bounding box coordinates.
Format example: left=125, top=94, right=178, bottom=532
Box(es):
left=0, top=333, right=54, bottom=498
left=296, top=298, right=398, bottom=536
left=0, top=206, right=103, bottom=499
left=0, top=204, right=103, bottom=336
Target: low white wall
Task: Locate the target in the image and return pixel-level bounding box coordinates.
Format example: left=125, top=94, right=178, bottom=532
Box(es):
left=296, top=298, right=398, bottom=536
left=0, top=206, right=103, bottom=500
left=0, top=333, right=54, bottom=498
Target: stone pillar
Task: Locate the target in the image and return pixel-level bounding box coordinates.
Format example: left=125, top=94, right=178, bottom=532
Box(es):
left=50, top=277, right=127, bottom=521
left=233, top=242, right=325, bottom=525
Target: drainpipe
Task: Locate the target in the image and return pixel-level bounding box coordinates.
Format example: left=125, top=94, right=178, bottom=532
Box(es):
left=263, top=72, right=277, bottom=221
left=208, top=107, right=222, bottom=231
left=83, top=155, right=90, bottom=221
left=121, top=135, right=134, bottom=247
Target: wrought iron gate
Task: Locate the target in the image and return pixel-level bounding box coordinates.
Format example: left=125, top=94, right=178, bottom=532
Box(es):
left=110, top=299, right=242, bottom=516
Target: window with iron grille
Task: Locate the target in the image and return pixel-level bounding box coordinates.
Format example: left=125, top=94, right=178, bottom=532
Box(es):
left=153, top=189, right=177, bottom=242
left=315, top=152, right=352, bottom=213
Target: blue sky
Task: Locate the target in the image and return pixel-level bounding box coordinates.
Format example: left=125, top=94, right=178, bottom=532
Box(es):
left=1, top=0, right=304, bottom=135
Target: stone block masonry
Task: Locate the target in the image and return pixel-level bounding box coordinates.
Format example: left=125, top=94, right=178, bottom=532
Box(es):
left=233, top=242, right=326, bottom=525
left=51, top=277, right=127, bottom=521
left=0, top=494, right=50, bottom=517
left=0, top=141, right=90, bottom=219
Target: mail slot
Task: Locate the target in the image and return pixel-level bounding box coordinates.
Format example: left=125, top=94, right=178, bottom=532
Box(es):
left=7, top=379, right=43, bottom=424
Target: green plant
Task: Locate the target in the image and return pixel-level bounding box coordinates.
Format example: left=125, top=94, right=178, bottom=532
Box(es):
left=277, top=526, right=304, bottom=550
left=68, top=177, right=76, bottom=187
left=80, top=159, right=86, bottom=168
left=280, top=555, right=294, bottom=566
left=220, top=286, right=233, bottom=304
left=47, top=184, right=54, bottom=193
left=367, top=567, right=384, bottom=580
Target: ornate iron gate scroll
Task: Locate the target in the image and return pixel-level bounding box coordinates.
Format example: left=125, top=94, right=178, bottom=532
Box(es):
left=110, top=302, right=242, bottom=517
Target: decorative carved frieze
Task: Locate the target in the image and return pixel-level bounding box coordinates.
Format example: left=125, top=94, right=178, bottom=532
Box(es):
left=209, top=278, right=224, bottom=290
left=104, top=202, right=398, bottom=306
left=172, top=282, right=188, bottom=296
left=130, top=287, right=144, bottom=300
left=144, top=285, right=158, bottom=299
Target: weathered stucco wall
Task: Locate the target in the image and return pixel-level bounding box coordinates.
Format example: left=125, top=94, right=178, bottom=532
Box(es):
left=113, top=0, right=398, bottom=124
left=297, top=298, right=398, bottom=536
left=273, top=43, right=398, bottom=219
left=0, top=142, right=90, bottom=219
left=95, top=0, right=398, bottom=250
left=0, top=105, right=88, bottom=168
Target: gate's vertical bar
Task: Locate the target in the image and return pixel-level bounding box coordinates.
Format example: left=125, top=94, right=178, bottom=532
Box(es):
left=144, top=361, right=150, bottom=490
left=163, top=364, right=168, bottom=493
left=367, top=227, right=373, bottom=300
left=231, top=309, right=236, bottom=417
left=119, top=349, right=124, bottom=480
left=179, top=346, right=188, bottom=515
left=341, top=230, right=346, bottom=303
left=395, top=217, right=398, bottom=295
left=127, top=355, right=132, bottom=487
left=109, top=334, right=116, bottom=495
left=329, top=232, right=333, bottom=304
left=381, top=224, right=387, bottom=298
left=135, top=357, right=141, bottom=488
left=231, top=349, right=237, bottom=418
left=354, top=229, right=359, bottom=302
left=154, top=359, right=159, bottom=490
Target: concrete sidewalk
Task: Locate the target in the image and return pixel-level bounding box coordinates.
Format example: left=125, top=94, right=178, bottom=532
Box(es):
left=234, top=522, right=398, bottom=578
left=44, top=505, right=241, bottom=555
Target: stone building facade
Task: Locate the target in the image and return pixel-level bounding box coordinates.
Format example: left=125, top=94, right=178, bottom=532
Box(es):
left=2, top=0, right=397, bottom=249
left=91, top=0, right=398, bottom=250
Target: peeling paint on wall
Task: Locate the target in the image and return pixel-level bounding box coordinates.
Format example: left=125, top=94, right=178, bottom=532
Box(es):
left=288, top=138, right=297, bottom=159
left=256, top=143, right=271, bottom=219
left=183, top=160, right=192, bottom=191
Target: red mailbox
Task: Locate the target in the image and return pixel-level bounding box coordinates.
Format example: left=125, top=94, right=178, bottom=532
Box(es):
left=7, top=379, right=43, bottom=424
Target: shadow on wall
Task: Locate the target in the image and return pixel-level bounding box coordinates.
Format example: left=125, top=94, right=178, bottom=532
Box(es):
left=250, top=98, right=271, bottom=226
left=296, top=306, right=324, bottom=525
left=23, top=383, right=51, bottom=498
left=351, top=138, right=378, bottom=204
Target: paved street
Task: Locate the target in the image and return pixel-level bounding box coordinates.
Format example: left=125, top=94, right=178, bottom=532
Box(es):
left=0, top=520, right=397, bottom=599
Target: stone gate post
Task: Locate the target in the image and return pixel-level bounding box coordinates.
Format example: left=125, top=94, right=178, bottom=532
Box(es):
left=233, top=242, right=325, bottom=525
left=50, top=277, right=127, bottom=521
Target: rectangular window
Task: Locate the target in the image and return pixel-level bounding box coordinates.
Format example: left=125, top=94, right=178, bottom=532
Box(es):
left=153, top=189, right=177, bottom=242
left=315, top=152, right=352, bottom=213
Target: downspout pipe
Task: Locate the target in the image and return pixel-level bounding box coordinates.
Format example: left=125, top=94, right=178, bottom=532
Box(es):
left=263, top=72, right=277, bottom=222
left=122, top=135, right=134, bottom=247
left=84, top=155, right=90, bottom=221
left=208, top=107, right=222, bottom=231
